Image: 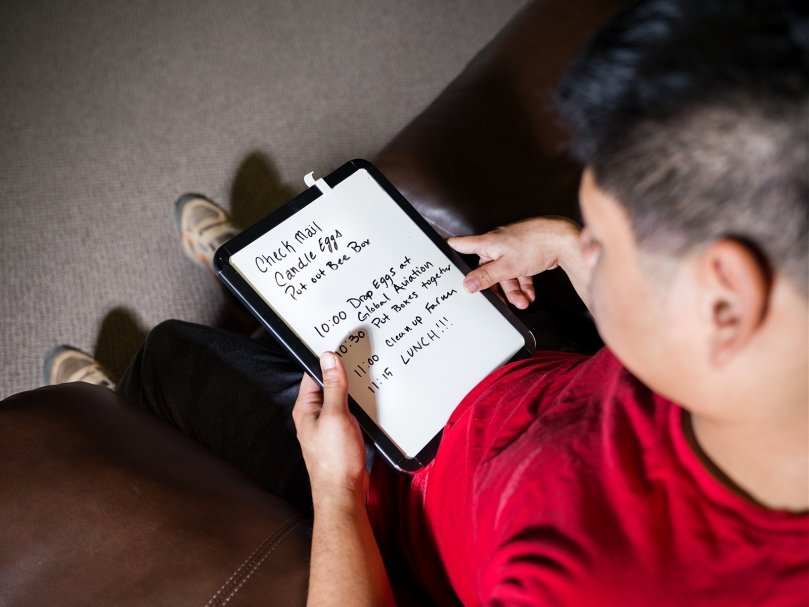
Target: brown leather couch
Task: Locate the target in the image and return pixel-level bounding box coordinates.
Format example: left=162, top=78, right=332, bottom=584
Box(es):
left=0, top=2, right=625, bottom=605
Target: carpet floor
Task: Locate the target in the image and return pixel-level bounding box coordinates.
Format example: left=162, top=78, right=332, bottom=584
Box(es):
left=0, top=0, right=527, bottom=398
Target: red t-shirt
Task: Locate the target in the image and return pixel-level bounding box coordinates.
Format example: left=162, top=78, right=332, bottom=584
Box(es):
left=368, top=349, right=809, bottom=606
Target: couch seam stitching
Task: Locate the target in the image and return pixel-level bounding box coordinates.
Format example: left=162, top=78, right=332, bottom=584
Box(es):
left=204, top=513, right=303, bottom=607
left=215, top=517, right=309, bottom=607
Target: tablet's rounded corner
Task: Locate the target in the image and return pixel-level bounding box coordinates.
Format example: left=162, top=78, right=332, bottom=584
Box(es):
left=213, top=245, right=231, bottom=275
left=372, top=435, right=440, bottom=476
left=525, top=330, right=537, bottom=355
left=394, top=457, right=425, bottom=474
left=349, top=158, right=375, bottom=172
left=381, top=451, right=425, bottom=475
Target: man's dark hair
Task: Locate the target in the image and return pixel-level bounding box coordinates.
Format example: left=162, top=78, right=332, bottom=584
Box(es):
left=556, top=0, right=809, bottom=294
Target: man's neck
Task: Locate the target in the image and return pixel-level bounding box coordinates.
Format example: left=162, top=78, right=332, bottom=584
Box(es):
left=686, top=409, right=808, bottom=512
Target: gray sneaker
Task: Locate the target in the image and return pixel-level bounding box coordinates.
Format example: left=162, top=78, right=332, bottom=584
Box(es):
left=174, top=193, right=241, bottom=274
left=43, top=345, right=115, bottom=389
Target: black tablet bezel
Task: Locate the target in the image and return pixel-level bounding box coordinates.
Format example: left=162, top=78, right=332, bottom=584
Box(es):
left=214, top=159, right=535, bottom=473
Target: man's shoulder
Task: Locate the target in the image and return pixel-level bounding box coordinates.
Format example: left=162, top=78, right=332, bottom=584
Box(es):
left=469, top=345, right=664, bottom=468
left=450, top=346, right=655, bottom=439
left=435, top=346, right=666, bottom=506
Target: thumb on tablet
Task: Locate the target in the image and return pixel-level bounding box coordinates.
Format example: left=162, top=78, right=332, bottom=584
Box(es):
left=320, top=352, right=350, bottom=416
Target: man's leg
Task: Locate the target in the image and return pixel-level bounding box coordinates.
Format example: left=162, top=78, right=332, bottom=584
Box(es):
left=115, top=319, right=313, bottom=513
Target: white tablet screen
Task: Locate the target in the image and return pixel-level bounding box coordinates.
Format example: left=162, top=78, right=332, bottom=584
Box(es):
left=230, top=169, right=525, bottom=458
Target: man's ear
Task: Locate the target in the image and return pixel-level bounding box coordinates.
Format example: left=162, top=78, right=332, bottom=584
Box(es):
left=697, top=239, right=771, bottom=367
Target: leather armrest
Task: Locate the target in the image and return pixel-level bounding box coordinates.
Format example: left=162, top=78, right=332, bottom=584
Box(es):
left=0, top=384, right=312, bottom=607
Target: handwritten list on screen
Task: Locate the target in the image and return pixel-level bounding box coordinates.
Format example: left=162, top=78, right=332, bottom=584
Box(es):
left=230, top=169, right=525, bottom=458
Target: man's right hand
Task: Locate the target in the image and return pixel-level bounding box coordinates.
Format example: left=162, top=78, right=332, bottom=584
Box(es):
left=447, top=216, right=591, bottom=310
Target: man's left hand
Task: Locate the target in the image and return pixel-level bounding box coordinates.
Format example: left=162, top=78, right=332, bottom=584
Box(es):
left=293, top=352, right=369, bottom=504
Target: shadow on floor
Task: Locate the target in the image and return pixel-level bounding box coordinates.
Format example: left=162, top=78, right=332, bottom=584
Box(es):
left=229, top=151, right=298, bottom=229
left=92, top=153, right=296, bottom=374
left=94, top=307, right=148, bottom=381
left=213, top=151, right=300, bottom=336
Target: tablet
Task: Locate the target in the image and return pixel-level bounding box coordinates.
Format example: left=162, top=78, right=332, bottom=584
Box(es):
left=214, top=159, right=534, bottom=473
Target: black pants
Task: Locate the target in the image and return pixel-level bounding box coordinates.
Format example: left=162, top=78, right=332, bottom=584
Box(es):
left=114, top=309, right=569, bottom=515
left=115, top=320, right=315, bottom=514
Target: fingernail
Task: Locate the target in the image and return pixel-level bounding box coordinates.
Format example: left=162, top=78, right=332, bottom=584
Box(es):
left=320, top=352, right=337, bottom=370
left=464, top=277, right=480, bottom=293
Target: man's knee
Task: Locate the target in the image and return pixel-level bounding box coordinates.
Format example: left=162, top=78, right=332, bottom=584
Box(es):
left=144, top=319, right=203, bottom=355
left=133, top=319, right=203, bottom=379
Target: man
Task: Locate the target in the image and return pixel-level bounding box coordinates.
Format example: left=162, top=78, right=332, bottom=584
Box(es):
left=293, top=0, right=808, bottom=604
left=47, top=0, right=808, bottom=604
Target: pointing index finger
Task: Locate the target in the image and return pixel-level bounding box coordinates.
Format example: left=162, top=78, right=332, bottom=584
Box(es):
left=447, top=234, right=487, bottom=255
